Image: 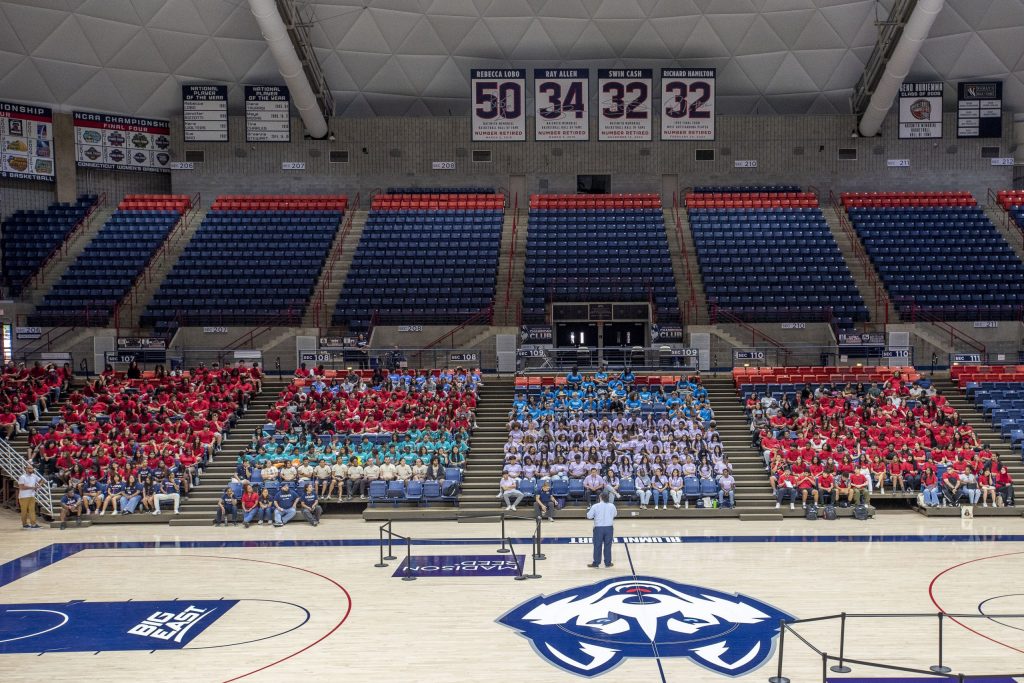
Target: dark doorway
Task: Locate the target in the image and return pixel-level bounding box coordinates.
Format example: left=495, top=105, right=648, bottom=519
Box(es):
left=603, top=322, right=647, bottom=348
left=577, top=174, right=611, bottom=194
left=555, top=322, right=597, bottom=348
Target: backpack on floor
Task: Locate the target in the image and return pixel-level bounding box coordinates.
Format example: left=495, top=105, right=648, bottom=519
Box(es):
left=823, top=505, right=837, bottom=521
left=804, top=504, right=818, bottom=521
left=853, top=504, right=870, bottom=521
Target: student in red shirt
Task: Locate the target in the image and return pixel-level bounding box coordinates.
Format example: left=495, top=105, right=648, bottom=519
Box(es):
left=796, top=470, right=818, bottom=508
left=817, top=470, right=836, bottom=506
left=849, top=470, right=870, bottom=506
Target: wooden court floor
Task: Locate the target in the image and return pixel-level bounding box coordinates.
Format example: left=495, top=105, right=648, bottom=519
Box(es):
left=1, top=511, right=1023, bottom=682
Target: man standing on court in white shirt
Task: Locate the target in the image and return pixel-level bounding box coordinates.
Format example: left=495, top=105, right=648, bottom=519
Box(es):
left=18, top=463, right=43, bottom=529
left=586, top=492, right=616, bottom=568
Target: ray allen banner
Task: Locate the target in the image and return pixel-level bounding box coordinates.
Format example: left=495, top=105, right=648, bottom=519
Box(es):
left=661, top=68, right=716, bottom=140
left=597, top=69, right=652, bottom=141
left=74, top=111, right=171, bottom=173
left=534, top=68, right=589, bottom=141
left=0, top=100, right=54, bottom=181
left=471, top=69, right=526, bottom=141
left=898, top=82, right=943, bottom=139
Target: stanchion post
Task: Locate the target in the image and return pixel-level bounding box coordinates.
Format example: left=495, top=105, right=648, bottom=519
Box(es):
left=930, top=612, right=951, bottom=674
left=402, top=536, right=415, bottom=581
left=384, top=521, right=396, bottom=561
left=821, top=652, right=828, bottom=683
left=830, top=612, right=851, bottom=673
left=768, top=621, right=791, bottom=683
left=512, top=538, right=528, bottom=581
left=533, top=515, right=546, bottom=561
left=525, top=529, right=542, bottom=579
left=374, top=526, right=388, bottom=568
left=497, top=513, right=510, bottom=554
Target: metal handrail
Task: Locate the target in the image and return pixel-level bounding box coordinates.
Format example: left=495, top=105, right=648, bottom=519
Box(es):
left=0, top=438, right=52, bottom=517
left=896, top=298, right=989, bottom=353
left=27, top=192, right=106, bottom=292
left=503, top=192, right=519, bottom=323
left=672, top=192, right=700, bottom=325
left=311, top=193, right=359, bottom=331
left=828, top=190, right=892, bottom=326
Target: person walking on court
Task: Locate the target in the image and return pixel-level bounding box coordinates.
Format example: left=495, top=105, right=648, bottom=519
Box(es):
left=587, top=492, right=616, bottom=568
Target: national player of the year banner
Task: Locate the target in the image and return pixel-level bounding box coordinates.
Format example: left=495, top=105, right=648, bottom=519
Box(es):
left=471, top=69, right=526, bottom=141
left=73, top=111, right=171, bottom=173
left=957, top=81, right=1003, bottom=139
left=898, top=82, right=943, bottom=139
left=597, top=69, right=652, bottom=141
left=245, top=85, right=291, bottom=143
left=534, top=68, right=589, bottom=141
left=661, top=68, right=716, bottom=141
left=182, top=84, right=228, bottom=142
left=0, top=100, right=54, bottom=181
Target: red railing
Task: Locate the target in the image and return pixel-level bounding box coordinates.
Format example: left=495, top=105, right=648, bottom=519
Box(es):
left=828, top=190, right=891, bottom=326
left=27, top=192, right=107, bottom=292
left=710, top=304, right=789, bottom=363
left=311, top=193, right=361, bottom=331
left=671, top=192, right=699, bottom=325
left=502, top=192, right=519, bottom=324
left=417, top=305, right=494, bottom=354
left=221, top=306, right=300, bottom=351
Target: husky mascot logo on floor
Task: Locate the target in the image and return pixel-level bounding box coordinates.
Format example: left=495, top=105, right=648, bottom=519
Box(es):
left=497, top=576, right=792, bottom=677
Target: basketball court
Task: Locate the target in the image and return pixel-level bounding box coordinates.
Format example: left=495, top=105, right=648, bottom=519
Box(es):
left=2, top=513, right=1023, bottom=682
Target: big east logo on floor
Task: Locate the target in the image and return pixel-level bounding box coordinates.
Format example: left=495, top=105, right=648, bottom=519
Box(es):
left=498, top=577, right=791, bottom=677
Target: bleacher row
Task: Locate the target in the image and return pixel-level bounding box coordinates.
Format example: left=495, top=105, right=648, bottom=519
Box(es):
left=2, top=194, right=97, bottom=295
left=955, top=366, right=1024, bottom=452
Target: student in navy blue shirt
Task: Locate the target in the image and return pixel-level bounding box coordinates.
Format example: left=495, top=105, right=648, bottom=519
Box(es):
left=153, top=479, right=180, bottom=515
left=274, top=483, right=298, bottom=526
left=215, top=487, right=239, bottom=526
left=298, top=483, right=322, bottom=527
left=58, top=490, right=83, bottom=530
left=534, top=481, right=559, bottom=522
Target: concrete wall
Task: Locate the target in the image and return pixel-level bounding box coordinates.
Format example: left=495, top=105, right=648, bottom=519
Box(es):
left=167, top=111, right=1014, bottom=202
left=0, top=178, right=56, bottom=218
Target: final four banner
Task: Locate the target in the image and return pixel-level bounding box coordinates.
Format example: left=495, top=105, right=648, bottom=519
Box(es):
left=534, top=69, right=589, bottom=141
left=74, top=111, right=171, bottom=173
left=0, top=100, right=54, bottom=181
left=661, top=68, right=716, bottom=140
left=597, top=69, right=652, bottom=141
left=471, top=69, right=526, bottom=141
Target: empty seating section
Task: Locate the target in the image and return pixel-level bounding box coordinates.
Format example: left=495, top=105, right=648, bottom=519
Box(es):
left=691, top=185, right=802, bottom=195
left=2, top=194, right=97, bottom=294
left=997, top=191, right=1024, bottom=228
left=843, top=192, right=1024, bottom=319
left=334, top=192, right=503, bottom=328
left=30, top=197, right=192, bottom=325
left=142, top=195, right=346, bottom=326
left=386, top=187, right=495, bottom=194
left=118, top=193, right=191, bottom=213
left=522, top=193, right=677, bottom=323
left=953, top=365, right=1024, bottom=451
left=688, top=192, right=866, bottom=325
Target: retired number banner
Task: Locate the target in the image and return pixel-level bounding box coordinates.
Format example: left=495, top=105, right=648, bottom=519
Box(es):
left=661, top=68, right=716, bottom=140
left=471, top=69, right=526, bottom=141
left=534, top=68, right=589, bottom=141
left=597, top=69, right=652, bottom=141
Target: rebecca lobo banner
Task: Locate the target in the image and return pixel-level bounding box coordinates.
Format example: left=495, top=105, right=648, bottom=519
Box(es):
left=598, top=69, right=652, bottom=141
left=245, top=85, right=291, bottom=143
left=957, top=81, right=1002, bottom=138
left=0, top=100, right=54, bottom=181
left=898, top=82, right=943, bottom=139
left=74, top=111, right=171, bottom=173
left=534, top=69, right=589, bottom=141
left=661, top=68, right=715, bottom=140
left=471, top=69, right=526, bottom=141
left=182, top=85, right=228, bottom=142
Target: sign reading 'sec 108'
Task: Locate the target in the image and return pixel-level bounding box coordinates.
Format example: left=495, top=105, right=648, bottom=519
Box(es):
left=534, top=69, right=589, bottom=141
left=471, top=69, right=526, bottom=141
left=597, top=69, right=652, bottom=141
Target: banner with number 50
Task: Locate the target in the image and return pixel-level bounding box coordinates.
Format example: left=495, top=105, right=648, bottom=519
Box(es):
left=661, top=68, right=716, bottom=141
left=534, top=69, right=589, bottom=141
left=471, top=69, right=526, bottom=141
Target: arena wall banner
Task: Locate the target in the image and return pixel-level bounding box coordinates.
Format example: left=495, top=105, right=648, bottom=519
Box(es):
left=245, top=85, right=291, bottom=143
left=182, top=84, right=228, bottom=142
left=74, top=111, right=171, bottom=173
left=957, top=81, right=1003, bottom=138
left=597, top=69, right=652, bottom=141
left=534, top=68, right=589, bottom=141
left=898, top=82, right=943, bottom=139
left=0, top=100, right=54, bottom=181
left=471, top=69, right=526, bottom=141
left=660, top=68, right=716, bottom=140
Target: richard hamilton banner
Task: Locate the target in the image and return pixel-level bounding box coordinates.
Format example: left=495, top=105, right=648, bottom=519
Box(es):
left=661, top=68, right=716, bottom=140
left=534, top=68, right=589, bottom=141
left=957, top=81, right=1003, bottom=138
left=74, top=111, right=171, bottom=173
left=471, top=69, right=526, bottom=141
left=898, top=82, right=943, bottom=139
left=597, top=69, right=652, bottom=141
left=0, top=100, right=54, bottom=181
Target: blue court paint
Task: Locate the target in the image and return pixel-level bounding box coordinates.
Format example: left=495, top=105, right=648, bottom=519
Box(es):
left=391, top=555, right=523, bottom=578
left=497, top=576, right=792, bottom=678
left=0, top=599, right=236, bottom=654
left=826, top=679, right=1017, bottom=683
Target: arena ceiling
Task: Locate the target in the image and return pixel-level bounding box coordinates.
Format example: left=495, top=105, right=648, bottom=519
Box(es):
left=0, top=0, right=1022, bottom=119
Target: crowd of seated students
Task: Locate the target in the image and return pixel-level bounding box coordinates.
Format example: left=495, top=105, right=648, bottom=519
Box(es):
left=33, top=363, right=256, bottom=525
left=749, top=371, right=1015, bottom=509
left=0, top=361, right=72, bottom=438
left=229, top=365, right=478, bottom=512
left=501, top=369, right=736, bottom=513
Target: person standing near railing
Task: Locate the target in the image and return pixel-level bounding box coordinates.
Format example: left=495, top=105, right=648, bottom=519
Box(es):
left=17, top=463, right=43, bottom=529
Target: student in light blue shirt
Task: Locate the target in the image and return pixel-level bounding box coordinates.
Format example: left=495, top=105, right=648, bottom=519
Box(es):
left=586, top=492, right=617, bottom=568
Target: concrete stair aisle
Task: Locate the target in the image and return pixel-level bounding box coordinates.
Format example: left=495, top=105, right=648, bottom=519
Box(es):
left=302, top=209, right=367, bottom=328
left=121, top=208, right=208, bottom=329
left=494, top=208, right=527, bottom=327
left=823, top=209, right=898, bottom=325
left=665, top=207, right=709, bottom=324
left=168, top=379, right=291, bottom=526
left=452, top=377, right=515, bottom=511
left=24, top=207, right=115, bottom=307
left=985, top=206, right=1024, bottom=263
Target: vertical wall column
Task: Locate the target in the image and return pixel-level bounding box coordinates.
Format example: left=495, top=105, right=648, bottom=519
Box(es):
left=53, top=113, right=78, bottom=203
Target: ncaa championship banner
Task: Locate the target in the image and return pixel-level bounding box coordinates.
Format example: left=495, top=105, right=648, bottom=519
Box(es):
left=0, top=100, right=54, bottom=181
left=898, top=82, right=943, bottom=139
left=74, top=111, right=171, bottom=173
left=534, top=69, right=589, bottom=141
left=597, top=69, right=652, bottom=141
left=661, top=68, right=716, bottom=140
left=471, top=69, right=526, bottom=141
